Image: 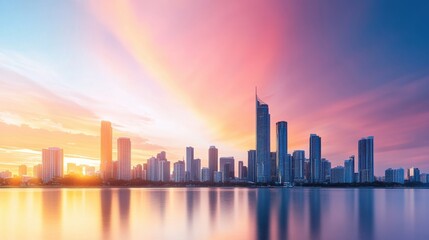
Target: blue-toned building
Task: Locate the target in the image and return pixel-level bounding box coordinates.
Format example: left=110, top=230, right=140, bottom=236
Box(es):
left=276, top=121, right=289, bottom=183
left=309, top=134, right=321, bottom=183
left=256, top=93, right=271, bottom=183
left=247, top=150, right=256, bottom=182
left=358, top=136, right=374, bottom=183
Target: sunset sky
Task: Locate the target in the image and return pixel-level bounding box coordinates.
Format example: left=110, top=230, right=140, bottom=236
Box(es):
left=0, top=1, right=428, bottom=176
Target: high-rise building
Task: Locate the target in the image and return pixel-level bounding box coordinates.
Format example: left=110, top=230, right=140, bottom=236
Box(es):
left=173, top=161, right=185, bottom=182
left=33, top=164, right=42, bottom=179
left=100, top=121, right=113, bottom=180
left=192, top=158, right=201, bottom=182
left=186, top=147, right=194, bottom=181
left=242, top=166, right=248, bottom=179
left=344, top=156, right=355, bottom=183
left=201, top=167, right=210, bottom=182
left=276, top=121, right=288, bottom=183
left=309, top=134, right=321, bottom=183
left=331, top=166, right=345, bottom=183
left=214, top=171, right=223, bottom=183
left=117, top=138, right=131, bottom=181
left=18, top=164, right=27, bottom=176
left=112, top=161, right=118, bottom=179
left=147, top=157, right=159, bottom=181
left=220, top=157, right=235, bottom=182
left=208, top=146, right=218, bottom=181
left=247, top=150, right=256, bottom=182
left=256, top=92, right=271, bottom=183
left=385, top=168, right=404, bottom=184
left=238, top=161, right=244, bottom=179
left=292, top=150, right=305, bottom=182
left=270, top=152, right=277, bottom=182
left=159, top=160, right=170, bottom=182
left=321, top=158, right=331, bottom=182
left=42, top=147, right=64, bottom=183
left=420, top=173, right=429, bottom=184
left=407, top=167, right=420, bottom=183
left=358, top=136, right=374, bottom=183
left=157, top=151, right=167, bottom=161
left=304, top=159, right=310, bottom=181
left=135, top=164, right=143, bottom=179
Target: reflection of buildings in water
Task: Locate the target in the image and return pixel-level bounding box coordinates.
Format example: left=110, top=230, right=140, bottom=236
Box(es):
left=256, top=189, right=270, bottom=240
left=150, top=190, right=168, bottom=223
left=42, top=189, right=62, bottom=235
left=118, top=188, right=131, bottom=237
left=278, top=189, right=290, bottom=239
left=100, top=189, right=112, bottom=237
left=208, top=189, right=218, bottom=225
left=309, top=189, right=321, bottom=240
left=359, top=189, right=374, bottom=240
left=186, top=190, right=200, bottom=228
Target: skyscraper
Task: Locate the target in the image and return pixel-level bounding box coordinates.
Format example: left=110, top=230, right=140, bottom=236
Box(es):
left=256, top=92, right=271, bottom=183
left=100, top=121, right=113, bottom=180
left=407, top=167, right=420, bottom=183
left=321, top=158, right=331, bottom=182
left=309, top=134, right=321, bottom=183
left=220, top=157, right=235, bottom=182
left=173, top=160, right=185, bottom=182
left=344, top=156, right=355, bottom=183
left=186, top=146, right=194, bottom=181
left=276, top=121, right=288, bottom=183
left=208, top=146, right=218, bottom=181
left=201, top=168, right=211, bottom=182
left=42, top=147, right=63, bottom=183
left=292, top=150, right=305, bottom=182
left=159, top=160, right=170, bottom=182
left=147, top=157, right=159, bottom=181
left=358, top=136, right=374, bottom=183
left=331, top=166, right=345, bottom=184
left=117, top=138, right=131, bottom=181
left=238, top=161, right=244, bottom=179
left=247, top=150, right=256, bottom=182
left=270, top=152, right=277, bottom=182
left=192, top=158, right=201, bottom=182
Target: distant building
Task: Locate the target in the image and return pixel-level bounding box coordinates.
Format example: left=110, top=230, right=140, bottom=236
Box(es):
left=42, top=147, right=63, bottom=183
left=256, top=93, right=271, bottom=183
left=192, top=159, right=201, bottom=182
left=385, top=168, right=405, bottom=184
left=18, top=164, right=27, bottom=176
left=242, top=166, right=248, bottom=179
left=85, top=166, right=96, bottom=176
left=157, top=151, right=167, bottom=161
left=67, top=163, right=77, bottom=174
left=33, top=164, right=42, bottom=179
left=292, top=150, right=305, bottom=182
left=159, top=160, right=170, bottom=182
left=309, top=134, right=321, bottom=183
left=208, top=146, right=218, bottom=181
left=0, top=170, right=12, bottom=179
left=420, top=173, right=429, bottom=184
left=100, top=121, right=113, bottom=180
left=407, top=167, right=420, bottom=183
left=358, top=136, right=374, bottom=183
left=238, top=161, right=244, bottom=179
left=214, top=171, right=223, bottom=183
left=201, top=167, right=210, bottom=182
left=321, top=158, right=331, bottom=183
left=247, top=150, right=256, bottom=182
left=344, top=156, right=355, bottom=183
left=173, top=161, right=185, bottom=182
left=270, top=152, right=277, bottom=182
left=276, top=121, right=288, bottom=183
left=331, top=166, right=345, bottom=184
left=147, top=157, right=159, bottom=181
left=304, top=159, right=310, bottom=181
left=112, top=161, right=119, bottom=180
left=117, top=138, right=131, bottom=181
left=220, top=157, right=235, bottom=182
left=135, top=164, right=143, bottom=179
left=186, top=147, right=194, bottom=181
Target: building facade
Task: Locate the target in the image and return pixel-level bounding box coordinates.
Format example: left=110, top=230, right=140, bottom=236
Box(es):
left=256, top=94, right=271, bottom=183
left=309, top=134, right=321, bottom=183
left=358, top=136, right=374, bottom=183
left=117, top=138, right=131, bottom=181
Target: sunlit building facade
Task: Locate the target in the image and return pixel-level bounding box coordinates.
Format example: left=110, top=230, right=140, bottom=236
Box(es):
left=117, top=138, right=131, bottom=181
left=42, top=147, right=63, bottom=183
left=100, top=121, right=113, bottom=180
left=256, top=94, right=271, bottom=183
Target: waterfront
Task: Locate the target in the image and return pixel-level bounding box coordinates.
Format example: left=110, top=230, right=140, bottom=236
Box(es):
left=0, top=187, right=428, bottom=240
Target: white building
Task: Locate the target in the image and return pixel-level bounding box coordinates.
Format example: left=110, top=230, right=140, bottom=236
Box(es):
left=42, top=147, right=63, bottom=183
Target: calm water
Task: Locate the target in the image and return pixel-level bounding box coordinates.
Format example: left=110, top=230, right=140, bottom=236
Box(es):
left=1, top=187, right=428, bottom=240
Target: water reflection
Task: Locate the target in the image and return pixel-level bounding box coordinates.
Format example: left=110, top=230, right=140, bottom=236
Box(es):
left=358, top=189, right=374, bottom=240
left=1, top=188, right=428, bottom=240
left=256, top=189, right=270, bottom=240
left=309, top=189, right=321, bottom=240
left=100, top=189, right=112, bottom=238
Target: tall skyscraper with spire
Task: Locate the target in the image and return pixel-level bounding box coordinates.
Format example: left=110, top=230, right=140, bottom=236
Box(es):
left=256, top=90, right=271, bottom=183
left=100, top=121, right=112, bottom=180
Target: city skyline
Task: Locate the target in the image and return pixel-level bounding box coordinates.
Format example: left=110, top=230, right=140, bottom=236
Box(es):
left=1, top=1, right=429, bottom=176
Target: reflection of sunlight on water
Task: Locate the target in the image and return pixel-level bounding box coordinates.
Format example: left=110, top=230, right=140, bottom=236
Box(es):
left=0, top=188, right=429, bottom=240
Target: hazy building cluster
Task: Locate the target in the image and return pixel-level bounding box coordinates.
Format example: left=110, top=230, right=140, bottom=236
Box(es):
left=1, top=93, right=427, bottom=186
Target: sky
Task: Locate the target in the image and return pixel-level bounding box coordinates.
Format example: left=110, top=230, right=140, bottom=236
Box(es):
left=0, top=0, right=428, bottom=176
